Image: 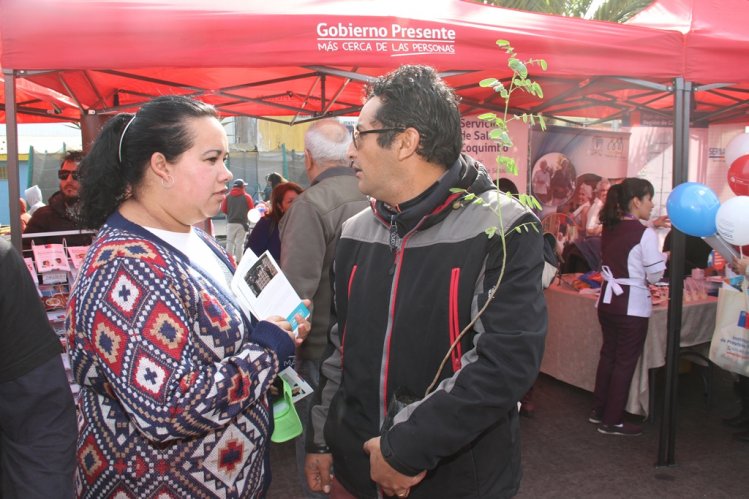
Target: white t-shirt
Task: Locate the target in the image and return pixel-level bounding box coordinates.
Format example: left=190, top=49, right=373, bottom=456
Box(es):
left=144, top=226, right=232, bottom=292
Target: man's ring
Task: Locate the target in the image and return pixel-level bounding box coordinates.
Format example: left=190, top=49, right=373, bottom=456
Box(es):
left=397, top=492, right=408, bottom=498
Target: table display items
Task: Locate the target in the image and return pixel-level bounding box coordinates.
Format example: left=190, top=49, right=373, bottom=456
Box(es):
left=25, top=241, right=91, bottom=402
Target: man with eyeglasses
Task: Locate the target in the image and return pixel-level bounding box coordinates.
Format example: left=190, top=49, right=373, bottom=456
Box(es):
left=24, top=150, right=94, bottom=248
left=305, top=65, right=547, bottom=499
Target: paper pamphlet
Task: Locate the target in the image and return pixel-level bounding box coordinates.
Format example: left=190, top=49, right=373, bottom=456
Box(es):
left=66, top=246, right=90, bottom=269
left=32, top=243, right=70, bottom=273
left=231, top=249, right=310, bottom=334
left=278, top=366, right=314, bottom=404
left=23, top=257, right=37, bottom=279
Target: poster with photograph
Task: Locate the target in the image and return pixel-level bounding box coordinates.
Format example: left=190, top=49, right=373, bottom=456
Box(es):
left=530, top=126, right=629, bottom=274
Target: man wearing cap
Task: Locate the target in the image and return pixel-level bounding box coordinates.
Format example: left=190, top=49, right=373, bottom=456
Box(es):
left=280, top=118, right=368, bottom=498
left=221, top=178, right=255, bottom=262
left=24, top=150, right=93, bottom=249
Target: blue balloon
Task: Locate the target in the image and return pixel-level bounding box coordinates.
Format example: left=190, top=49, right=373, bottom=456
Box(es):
left=666, top=182, right=720, bottom=237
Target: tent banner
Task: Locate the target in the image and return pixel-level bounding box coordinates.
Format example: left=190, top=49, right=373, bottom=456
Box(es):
left=461, top=116, right=528, bottom=191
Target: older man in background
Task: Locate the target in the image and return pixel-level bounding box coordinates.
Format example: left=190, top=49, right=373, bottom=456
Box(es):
left=280, top=118, right=368, bottom=498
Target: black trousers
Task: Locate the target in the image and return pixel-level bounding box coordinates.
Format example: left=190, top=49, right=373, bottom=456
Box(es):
left=0, top=355, right=77, bottom=499
left=592, top=310, right=649, bottom=425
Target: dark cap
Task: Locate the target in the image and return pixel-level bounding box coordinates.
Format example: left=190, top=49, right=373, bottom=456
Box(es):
left=233, top=179, right=247, bottom=187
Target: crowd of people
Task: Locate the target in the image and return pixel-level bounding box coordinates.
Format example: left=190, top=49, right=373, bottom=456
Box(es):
left=4, top=62, right=748, bottom=499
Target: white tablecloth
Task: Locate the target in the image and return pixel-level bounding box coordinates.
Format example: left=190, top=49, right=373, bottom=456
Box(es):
left=541, top=283, right=717, bottom=416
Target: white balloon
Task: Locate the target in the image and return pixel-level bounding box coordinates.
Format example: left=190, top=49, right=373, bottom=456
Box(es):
left=247, top=208, right=261, bottom=224
left=716, top=196, right=749, bottom=246
left=725, top=133, right=749, bottom=167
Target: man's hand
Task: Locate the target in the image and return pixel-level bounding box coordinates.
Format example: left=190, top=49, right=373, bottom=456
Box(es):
left=363, top=437, right=426, bottom=498
left=305, top=453, right=334, bottom=494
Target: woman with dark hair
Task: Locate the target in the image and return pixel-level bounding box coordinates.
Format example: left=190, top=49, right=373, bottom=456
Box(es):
left=263, top=171, right=287, bottom=201
left=245, top=181, right=303, bottom=261
left=69, top=95, right=310, bottom=498
left=589, top=178, right=666, bottom=436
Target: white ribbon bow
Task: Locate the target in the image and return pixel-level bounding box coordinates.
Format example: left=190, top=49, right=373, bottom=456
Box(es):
left=600, top=265, right=645, bottom=304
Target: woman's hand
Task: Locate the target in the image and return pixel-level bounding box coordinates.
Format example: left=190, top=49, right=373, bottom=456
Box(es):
left=731, top=256, right=749, bottom=276
left=652, top=215, right=671, bottom=229
left=266, top=299, right=312, bottom=347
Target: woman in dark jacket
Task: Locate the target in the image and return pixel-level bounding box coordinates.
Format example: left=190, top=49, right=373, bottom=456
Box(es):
left=246, top=181, right=303, bottom=261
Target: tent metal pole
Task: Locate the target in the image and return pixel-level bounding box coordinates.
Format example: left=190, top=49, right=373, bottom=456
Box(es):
left=3, top=69, right=22, bottom=252
left=657, top=76, right=691, bottom=467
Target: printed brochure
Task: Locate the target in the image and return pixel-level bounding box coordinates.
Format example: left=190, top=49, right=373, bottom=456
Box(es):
left=231, top=249, right=310, bottom=335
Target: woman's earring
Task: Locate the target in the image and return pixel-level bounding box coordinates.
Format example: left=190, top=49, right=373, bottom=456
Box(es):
left=161, top=174, right=175, bottom=189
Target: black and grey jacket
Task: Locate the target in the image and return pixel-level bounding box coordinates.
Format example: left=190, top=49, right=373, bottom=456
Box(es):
left=309, top=154, right=548, bottom=498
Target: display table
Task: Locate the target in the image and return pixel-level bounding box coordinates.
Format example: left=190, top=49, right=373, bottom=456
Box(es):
left=541, top=283, right=717, bottom=417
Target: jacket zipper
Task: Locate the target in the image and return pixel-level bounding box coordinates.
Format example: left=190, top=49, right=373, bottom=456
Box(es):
left=449, top=267, right=463, bottom=372
left=340, top=264, right=358, bottom=369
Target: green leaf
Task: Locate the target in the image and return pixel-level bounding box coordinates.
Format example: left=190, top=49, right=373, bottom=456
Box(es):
left=488, top=129, right=511, bottom=145
left=514, top=227, right=521, bottom=234
left=508, top=58, right=528, bottom=79
left=485, top=226, right=498, bottom=238
left=463, top=193, right=476, bottom=202
left=449, top=188, right=465, bottom=194
left=479, top=78, right=499, bottom=88
left=477, top=112, right=497, bottom=121
left=497, top=156, right=517, bottom=175
left=538, top=114, right=547, bottom=130
left=532, top=82, right=543, bottom=98
left=496, top=40, right=511, bottom=48
left=539, top=59, right=548, bottom=71
left=530, top=195, right=542, bottom=210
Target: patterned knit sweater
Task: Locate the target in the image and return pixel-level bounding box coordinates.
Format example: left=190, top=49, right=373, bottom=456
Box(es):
left=67, top=212, right=294, bottom=498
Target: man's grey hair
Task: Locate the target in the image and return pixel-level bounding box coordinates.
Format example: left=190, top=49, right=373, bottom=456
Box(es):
left=304, top=118, right=351, bottom=166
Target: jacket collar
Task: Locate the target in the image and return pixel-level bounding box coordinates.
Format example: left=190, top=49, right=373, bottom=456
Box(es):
left=48, top=190, right=79, bottom=219
left=311, top=165, right=357, bottom=186
left=373, top=153, right=493, bottom=237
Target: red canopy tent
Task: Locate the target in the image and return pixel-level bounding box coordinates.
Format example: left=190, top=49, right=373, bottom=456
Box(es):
left=1, top=0, right=684, bottom=123
left=1, top=0, right=686, bottom=249
left=627, top=0, right=749, bottom=124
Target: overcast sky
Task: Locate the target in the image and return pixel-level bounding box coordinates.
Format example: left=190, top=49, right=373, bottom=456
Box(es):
left=0, top=123, right=82, bottom=154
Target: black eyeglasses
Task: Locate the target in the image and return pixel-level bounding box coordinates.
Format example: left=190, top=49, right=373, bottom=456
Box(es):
left=352, top=127, right=405, bottom=149
left=57, top=170, right=80, bottom=181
